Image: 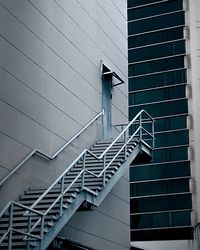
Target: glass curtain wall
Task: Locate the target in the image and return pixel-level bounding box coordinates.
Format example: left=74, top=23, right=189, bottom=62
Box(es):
left=128, top=0, right=192, bottom=241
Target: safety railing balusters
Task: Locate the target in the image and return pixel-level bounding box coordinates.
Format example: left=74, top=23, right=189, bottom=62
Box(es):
left=81, top=154, right=86, bottom=190
left=8, top=203, right=13, bottom=250
left=27, top=215, right=32, bottom=250
left=59, top=177, right=65, bottom=216
left=152, top=120, right=155, bottom=149
left=40, top=215, right=45, bottom=249
left=139, top=114, right=142, bottom=141
left=124, top=129, right=128, bottom=160
left=103, top=155, right=106, bottom=187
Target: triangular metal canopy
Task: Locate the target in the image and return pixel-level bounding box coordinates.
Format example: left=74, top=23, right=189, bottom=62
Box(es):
left=100, top=61, right=124, bottom=86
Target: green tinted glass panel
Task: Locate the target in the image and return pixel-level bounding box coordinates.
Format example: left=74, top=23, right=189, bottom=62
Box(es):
left=129, top=99, right=188, bottom=118
left=131, top=213, right=169, bottom=229
left=128, top=27, right=184, bottom=48
left=129, top=40, right=185, bottom=63
left=130, top=211, right=191, bottom=229
left=130, top=161, right=190, bottom=182
left=130, top=194, right=192, bottom=213
left=129, top=85, right=186, bottom=105
left=154, top=146, right=188, bottom=162
left=155, top=115, right=187, bottom=132
left=128, top=0, right=183, bottom=21
left=128, top=12, right=185, bottom=35
left=173, top=211, right=191, bottom=226
left=130, top=179, right=190, bottom=197
left=155, top=130, right=189, bottom=147
left=129, top=56, right=184, bottom=76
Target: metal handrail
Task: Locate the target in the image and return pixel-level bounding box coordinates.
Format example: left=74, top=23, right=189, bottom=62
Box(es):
left=0, top=110, right=104, bottom=187
left=0, top=109, right=155, bottom=249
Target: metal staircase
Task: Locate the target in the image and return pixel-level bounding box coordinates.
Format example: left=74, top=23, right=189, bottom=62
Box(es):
left=0, top=110, right=155, bottom=250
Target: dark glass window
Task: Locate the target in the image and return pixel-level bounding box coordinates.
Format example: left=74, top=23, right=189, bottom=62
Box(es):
left=155, top=130, right=189, bottom=147
left=153, top=146, right=188, bottom=163
left=129, top=99, right=188, bottom=118
left=128, top=0, right=183, bottom=21
left=130, top=161, right=190, bottom=182
left=130, top=178, right=190, bottom=197
left=129, top=69, right=186, bottom=91
left=128, top=12, right=185, bottom=35
left=129, top=85, right=186, bottom=105
left=129, top=56, right=185, bottom=77
left=130, top=211, right=191, bottom=229
left=155, top=115, right=187, bottom=132
left=128, top=27, right=184, bottom=48
left=130, top=193, right=192, bottom=213
left=129, top=40, right=185, bottom=63
left=131, top=227, right=193, bottom=241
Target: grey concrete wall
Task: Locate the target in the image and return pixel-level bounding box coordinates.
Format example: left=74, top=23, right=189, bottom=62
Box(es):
left=0, top=0, right=129, bottom=249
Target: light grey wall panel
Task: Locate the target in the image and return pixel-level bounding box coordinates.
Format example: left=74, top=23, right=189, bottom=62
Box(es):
left=0, top=133, right=30, bottom=172
left=60, top=224, right=129, bottom=250
left=111, top=0, right=127, bottom=20
left=0, top=31, right=97, bottom=127
left=0, top=99, right=64, bottom=155
left=97, top=0, right=127, bottom=38
left=0, top=68, right=82, bottom=140
left=0, top=2, right=101, bottom=114
left=76, top=0, right=127, bottom=56
left=95, top=192, right=130, bottom=225
left=110, top=176, right=130, bottom=202
left=55, top=0, right=127, bottom=78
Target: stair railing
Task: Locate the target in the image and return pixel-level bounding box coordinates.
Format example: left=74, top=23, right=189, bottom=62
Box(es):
left=0, top=109, right=155, bottom=249
left=0, top=110, right=104, bottom=187
left=27, top=109, right=155, bottom=213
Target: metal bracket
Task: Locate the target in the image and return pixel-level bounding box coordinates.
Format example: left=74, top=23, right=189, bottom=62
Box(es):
left=100, top=61, right=124, bottom=86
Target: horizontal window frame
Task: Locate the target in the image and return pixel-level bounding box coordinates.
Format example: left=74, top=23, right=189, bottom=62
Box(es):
left=128, top=0, right=176, bottom=10
left=128, top=67, right=186, bottom=79
left=128, top=9, right=184, bottom=23
left=130, top=113, right=188, bottom=122
left=129, top=97, right=187, bottom=108
left=131, top=225, right=192, bottom=232
left=129, top=83, right=187, bottom=94
left=130, top=191, right=191, bottom=200
left=128, top=38, right=185, bottom=51
left=130, top=175, right=191, bottom=185
left=128, top=24, right=185, bottom=38
left=130, top=208, right=192, bottom=216
left=130, top=159, right=190, bottom=168
left=154, top=143, right=189, bottom=151
left=129, top=53, right=185, bottom=66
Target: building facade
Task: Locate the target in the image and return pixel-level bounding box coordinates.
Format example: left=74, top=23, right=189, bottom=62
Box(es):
left=0, top=1, right=129, bottom=249
left=128, top=0, right=200, bottom=248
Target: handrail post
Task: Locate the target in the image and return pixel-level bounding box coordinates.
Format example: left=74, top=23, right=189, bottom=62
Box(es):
left=59, top=177, right=64, bottom=216
left=124, top=129, right=127, bottom=160
left=139, top=113, right=142, bottom=141
left=8, top=203, right=13, bottom=250
left=81, top=153, right=86, bottom=190
left=27, top=215, right=32, bottom=250
left=103, top=155, right=106, bottom=187
left=40, top=215, right=45, bottom=250
left=152, top=120, right=155, bottom=149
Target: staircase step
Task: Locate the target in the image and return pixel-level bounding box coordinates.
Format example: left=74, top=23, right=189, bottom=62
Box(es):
left=26, top=187, right=80, bottom=196
left=20, top=190, right=78, bottom=201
